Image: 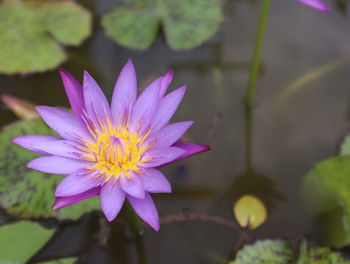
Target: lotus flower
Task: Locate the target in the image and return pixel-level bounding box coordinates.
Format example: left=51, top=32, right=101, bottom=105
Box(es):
left=12, top=59, right=209, bottom=231
left=297, top=0, right=331, bottom=12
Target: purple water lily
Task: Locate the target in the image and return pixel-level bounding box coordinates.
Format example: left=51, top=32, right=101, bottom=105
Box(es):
left=12, top=59, right=209, bottom=231
left=297, top=0, right=331, bottom=12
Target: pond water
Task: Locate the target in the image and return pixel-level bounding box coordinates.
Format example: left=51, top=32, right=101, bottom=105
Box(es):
left=1, top=0, right=350, bottom=263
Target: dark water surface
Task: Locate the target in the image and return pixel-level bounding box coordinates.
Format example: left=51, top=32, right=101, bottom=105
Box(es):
left=1, top=0, right=350, bottom=263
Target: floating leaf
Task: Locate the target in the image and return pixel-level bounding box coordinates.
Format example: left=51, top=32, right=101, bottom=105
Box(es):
left=0, top=94, right=39, bottom=120
left=300, top=242, right=348, bottom=263
left=0, top=221, right=54, bottom=263
left=38, top=2, right=91, bottom=46
left=0, top=119, right=100, bottom=220
left=302, top=156, right=350, bottom=247
left=233, top=195, right=267, bottom=229
left=229, top=239, right=350, bottom=264
left=102, top=0, right=223, bottom=50
left=230, top=239, right=293, bottom=264
left=102, top=7, right=159, bottom=50
left=297, top=241, right=350, bottom=264
left=0, top=0, right=91, bottom=74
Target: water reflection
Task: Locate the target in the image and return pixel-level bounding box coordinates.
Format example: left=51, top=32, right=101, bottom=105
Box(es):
left=221, top=104, right=284, bottom=211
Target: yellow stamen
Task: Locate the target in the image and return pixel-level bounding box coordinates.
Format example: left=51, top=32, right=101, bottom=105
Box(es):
left=80, top=117, right=151, bottom=181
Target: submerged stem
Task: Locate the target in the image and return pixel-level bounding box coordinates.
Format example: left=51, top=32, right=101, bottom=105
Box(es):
left=125, top=202, right=142, bottom=233
left=245, top=0, right=271, bottom=106
left=125, top=203, right=146, bottom=263
left=136, top=235, right=147, bottom=264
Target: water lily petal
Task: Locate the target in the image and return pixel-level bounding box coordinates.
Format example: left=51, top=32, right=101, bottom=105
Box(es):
left=172, top=141, right=210, bottom=160
left=55, top=172, right=100, bottom=197
left=151, top=86, right=186, bottom=132
left=120, top=173, right=145, bottom=199
left=130, top=77, right=161, bottom=133
left=100, top=181, right=126, bottom=221
left=83, top=71, right=110, bottom=120
left=59, top=69, right=84, bottom=118
left=146, top=121, right=193, bottom=148
left=141, top=147, right=185, bottom=167
left=157, top=141, right=210, bottom=168
left=53, top=187, right=101, bottom=210
left=111, top=59, right=137, bottom=125
left=27, top=156, right=90, bottom=174
left=159, top=69, right=174, bottom=98
left=297, top=0, right=331, bottom=12
left=30, top=140, right=82, bottom=159
left=12, top=135, right=61, bottom=155
left=36, top=106, right=92, bottom=141
left=128, top=192, right=159, bottom=231
left=142, top=168, right=171, bottom=193
left=13, top=136, right=83, bottom=160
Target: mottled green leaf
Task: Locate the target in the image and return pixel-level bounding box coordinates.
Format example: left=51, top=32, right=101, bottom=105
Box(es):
left=297, top=241, right=350, bottom=264
left=230, top=239, right=350, bottom=264
left=230, top=239, right=293, bottom=264
left=0, top=119, right=100, bottom=220
left=302, top=156, right=350, bottom=247
left=0, top=0, right=91, bottom=74
left=0, top=221, right=54, bottom=263
left=161, top=0, right=222, bottom=50
left=102, top=7, right=159, bottom=50
left=39, top=2, right=91, bottom=45
left=102, top=0, right=222, bottom=50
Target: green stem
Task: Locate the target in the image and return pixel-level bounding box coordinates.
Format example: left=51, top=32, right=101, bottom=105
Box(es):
left=245, top=0, right=272, bottom=106
left=244, top=103, right=253, bottom=172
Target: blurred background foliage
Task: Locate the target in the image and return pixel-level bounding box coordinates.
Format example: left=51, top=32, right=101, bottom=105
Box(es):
left=0, top=0, right=91, bottom=74
left=2, top=0, right=350, bottom=263
left=0, top=0, right=223, bottom=75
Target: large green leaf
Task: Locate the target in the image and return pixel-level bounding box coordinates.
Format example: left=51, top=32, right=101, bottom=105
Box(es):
left=102, top=0, right=222, bottom=50
left=302, top=156, right=350, bottom=247
left=230, top=239, right=293, bottom=264
left=39, top=2, right=91, bottom=46
left=230, top=239, right=350, bottom=264
left=0, top=119, right=100, bottom=220
left=0, top=0, right=91, bottom=74
left=0, top=221, right=54, bottom=263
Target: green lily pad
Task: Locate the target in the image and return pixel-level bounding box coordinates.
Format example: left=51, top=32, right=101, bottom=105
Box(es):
left=230, top=239, right=293, bottom=264
left=0, top=119, right=100, bottom=220
left=101, top=0, right=223, bottom=50
left=0, top=221, right=54, bottom=263
left=302, top=156, right=350, bottom=247
left=229, top=239, right=350, bottom=264
left=0, top=0, right=91, bottom=74
left=297, top=241, right=349, bottom=264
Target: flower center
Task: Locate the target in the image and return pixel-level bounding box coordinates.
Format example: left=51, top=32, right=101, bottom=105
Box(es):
left=78, top=118, right=150, bottom=181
